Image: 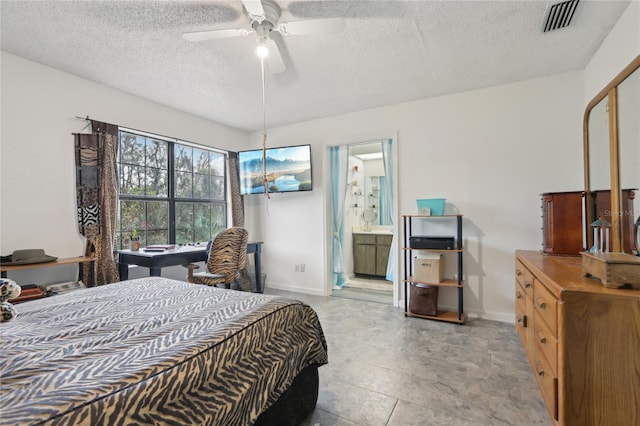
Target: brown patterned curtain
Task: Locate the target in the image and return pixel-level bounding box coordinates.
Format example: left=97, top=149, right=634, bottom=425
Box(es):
left=74, top=120, right=119, bottom=285
left=227, top=152, right=252, bottom=291
left=228, top=152, right=244, bottom=226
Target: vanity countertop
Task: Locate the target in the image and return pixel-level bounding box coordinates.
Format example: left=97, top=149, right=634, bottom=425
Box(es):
left=352, top=227, right=393, bottom=235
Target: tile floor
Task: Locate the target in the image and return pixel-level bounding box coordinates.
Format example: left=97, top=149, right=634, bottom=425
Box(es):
left=331, top=277, right=394, bottom=304
left=265, top=288, right=550, bottom=426
left=331, top=286, right=393, bottom=305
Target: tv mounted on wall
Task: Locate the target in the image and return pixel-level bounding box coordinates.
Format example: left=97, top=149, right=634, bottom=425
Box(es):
left=238, top=144, right=313, bottom=195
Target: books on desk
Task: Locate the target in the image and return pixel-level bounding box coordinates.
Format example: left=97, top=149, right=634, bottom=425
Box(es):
left=143, top=245, right=176, bottom=252
left=12, top=284, right=46, bottom=304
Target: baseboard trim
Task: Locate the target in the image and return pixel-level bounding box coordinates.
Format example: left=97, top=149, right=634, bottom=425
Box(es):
left=265, top=282, right=326, bottom=296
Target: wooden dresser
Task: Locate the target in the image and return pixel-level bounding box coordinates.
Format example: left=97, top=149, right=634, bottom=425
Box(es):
left=515, top=250, right=640, bottom=425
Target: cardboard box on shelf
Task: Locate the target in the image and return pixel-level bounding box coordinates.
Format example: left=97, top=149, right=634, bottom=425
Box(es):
left=414, top=253, right=443, bottom=283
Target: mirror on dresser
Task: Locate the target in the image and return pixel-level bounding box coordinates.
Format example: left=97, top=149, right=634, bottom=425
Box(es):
left=584, top=55, right=640, bottom=254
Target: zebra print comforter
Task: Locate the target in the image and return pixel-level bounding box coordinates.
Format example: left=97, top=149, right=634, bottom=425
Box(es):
left=0, top=277, right=328, bottom=425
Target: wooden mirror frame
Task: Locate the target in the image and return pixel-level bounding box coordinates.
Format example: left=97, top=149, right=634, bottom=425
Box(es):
left=583, top=55, right=640, bottom=253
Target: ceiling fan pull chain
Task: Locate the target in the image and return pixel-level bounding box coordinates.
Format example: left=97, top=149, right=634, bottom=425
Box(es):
left=261, top=56, right=270, bottom=201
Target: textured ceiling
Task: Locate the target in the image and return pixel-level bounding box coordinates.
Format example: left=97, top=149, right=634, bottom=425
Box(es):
left=0, top=0, right=631, bottom=132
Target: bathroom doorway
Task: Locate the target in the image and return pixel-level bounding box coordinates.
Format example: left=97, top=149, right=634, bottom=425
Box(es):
left=327, top=138, right=398, bottom=305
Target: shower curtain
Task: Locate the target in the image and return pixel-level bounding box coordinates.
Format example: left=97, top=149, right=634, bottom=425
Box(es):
left=329, top=145, right=349, bottom=288
left=381, top=139, right=396, bottom=281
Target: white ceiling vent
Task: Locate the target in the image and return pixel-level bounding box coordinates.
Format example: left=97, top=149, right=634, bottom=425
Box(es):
left=542, top=0, right=580, bottom=32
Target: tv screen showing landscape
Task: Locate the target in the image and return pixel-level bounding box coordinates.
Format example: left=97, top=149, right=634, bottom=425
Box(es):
left=238, top=144, right=313, bottom=195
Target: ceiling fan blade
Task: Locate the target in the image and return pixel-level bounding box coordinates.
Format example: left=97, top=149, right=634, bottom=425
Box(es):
left=277, top=17, right=345, bottom=35
left=182, top=28, right=251, bottom=42
left=241, top=0, right=265, bottom=20
left=265, top=39, right=286, bottom=74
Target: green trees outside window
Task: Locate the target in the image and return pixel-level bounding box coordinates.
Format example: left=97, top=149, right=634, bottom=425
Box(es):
left=117, top=130, right=227, bottom=249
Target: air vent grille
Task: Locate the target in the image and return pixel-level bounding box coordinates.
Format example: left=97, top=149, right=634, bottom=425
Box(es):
left=543, top=0, right=580, bottom=32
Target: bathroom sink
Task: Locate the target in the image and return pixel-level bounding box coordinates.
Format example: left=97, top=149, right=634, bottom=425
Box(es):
left=352, top=227, right=392, bottom=235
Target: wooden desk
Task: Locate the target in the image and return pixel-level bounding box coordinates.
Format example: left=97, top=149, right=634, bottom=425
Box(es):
left=1, top=256, right=96, bottom=287
left=117, top=241, right=264, bottom=293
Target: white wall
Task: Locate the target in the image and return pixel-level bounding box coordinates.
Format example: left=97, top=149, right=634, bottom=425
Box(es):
left=1, top=52, right=249, bottom=284
left=245, top=71, right=584, bottom=321
left=364, top=159, right=385, bottom=177
left=584, top=1, right=639, bottom=102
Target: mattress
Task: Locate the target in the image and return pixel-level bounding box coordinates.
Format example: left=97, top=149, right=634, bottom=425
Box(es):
left=0, top=277, right=328, bottom=425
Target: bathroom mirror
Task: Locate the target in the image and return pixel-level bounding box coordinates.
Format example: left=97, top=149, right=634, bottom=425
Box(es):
left=364, top=176, right=392, bottom=225
left=584, top=55, right=640, bottom=253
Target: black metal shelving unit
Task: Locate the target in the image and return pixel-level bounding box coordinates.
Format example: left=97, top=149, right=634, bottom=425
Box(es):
left=402, top=214, right=464, bottom=324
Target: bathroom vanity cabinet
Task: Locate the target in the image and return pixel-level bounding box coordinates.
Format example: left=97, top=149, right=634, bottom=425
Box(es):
left=353, top=233, right=392, bottom=278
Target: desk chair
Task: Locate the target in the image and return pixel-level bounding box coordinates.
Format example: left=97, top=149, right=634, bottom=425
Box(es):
left=185, top=227, right=249, bottom=289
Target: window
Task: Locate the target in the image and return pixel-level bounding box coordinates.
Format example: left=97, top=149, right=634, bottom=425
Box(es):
left=116, top=129, right=227, bottom=249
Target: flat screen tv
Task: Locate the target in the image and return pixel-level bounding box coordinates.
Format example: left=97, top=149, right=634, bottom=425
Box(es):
left=238, top=144, right=313, bottom=195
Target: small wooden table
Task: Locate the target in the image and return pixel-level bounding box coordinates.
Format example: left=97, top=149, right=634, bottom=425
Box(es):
left=1, top=256, right=96, bottom=287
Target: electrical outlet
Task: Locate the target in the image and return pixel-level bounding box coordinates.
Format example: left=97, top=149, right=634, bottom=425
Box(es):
left=300, top=263, right=305, bottom=272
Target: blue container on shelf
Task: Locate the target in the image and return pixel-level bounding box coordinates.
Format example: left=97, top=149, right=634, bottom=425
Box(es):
left=416, top=198, right=446, bottom=216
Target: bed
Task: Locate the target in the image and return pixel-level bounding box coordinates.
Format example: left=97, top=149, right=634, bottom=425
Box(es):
left=0, top=277, right=328, bottom=425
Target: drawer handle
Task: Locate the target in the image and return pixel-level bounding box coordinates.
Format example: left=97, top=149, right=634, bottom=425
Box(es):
left=535, top=361, right=545, bottom=377
left=536, top=330, right=546, bottom=343
left=516, top=314, right=527, bottom=327
left=525, top=281, right=532, bottom=289
left=536, top=298, right=546, bottom=309
left=516, top=269, right=523, bottom=277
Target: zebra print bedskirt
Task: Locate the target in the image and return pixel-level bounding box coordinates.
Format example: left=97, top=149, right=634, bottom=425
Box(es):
left=0, top=277, right=328, bottom=425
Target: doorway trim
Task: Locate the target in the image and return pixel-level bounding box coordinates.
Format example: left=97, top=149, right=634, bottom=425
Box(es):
left=323, top=131, right=400, bottom=307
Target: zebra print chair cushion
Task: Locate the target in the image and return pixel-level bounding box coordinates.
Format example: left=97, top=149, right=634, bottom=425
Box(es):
left=186, top=227, right=249, bottom=289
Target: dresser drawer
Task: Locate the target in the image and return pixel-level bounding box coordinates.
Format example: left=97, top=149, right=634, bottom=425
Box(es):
left=354, top=234, right=377, bottom=245
left=516, top=260, right=534, bottom=298
left=533, top=346, right=558, bottom=422
left=515, top=281, right=527, bottom=306
left=515, top=259, right=525, bottom=286
left=533, top=313, right=557, bottom=376
left=534, top=279, right=558, bottom=334
left=515, top=295, right=527, bottom=343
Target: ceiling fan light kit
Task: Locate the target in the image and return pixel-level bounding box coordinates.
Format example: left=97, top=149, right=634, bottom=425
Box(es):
left=256, top=42, right=269, bottom=58
left=182, top=0, right=345, bottom=74
left=254, top=21, right=272, bottom=58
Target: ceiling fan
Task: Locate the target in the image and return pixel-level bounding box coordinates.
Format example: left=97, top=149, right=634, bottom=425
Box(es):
left=182, top=0, right=345, bottom=74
